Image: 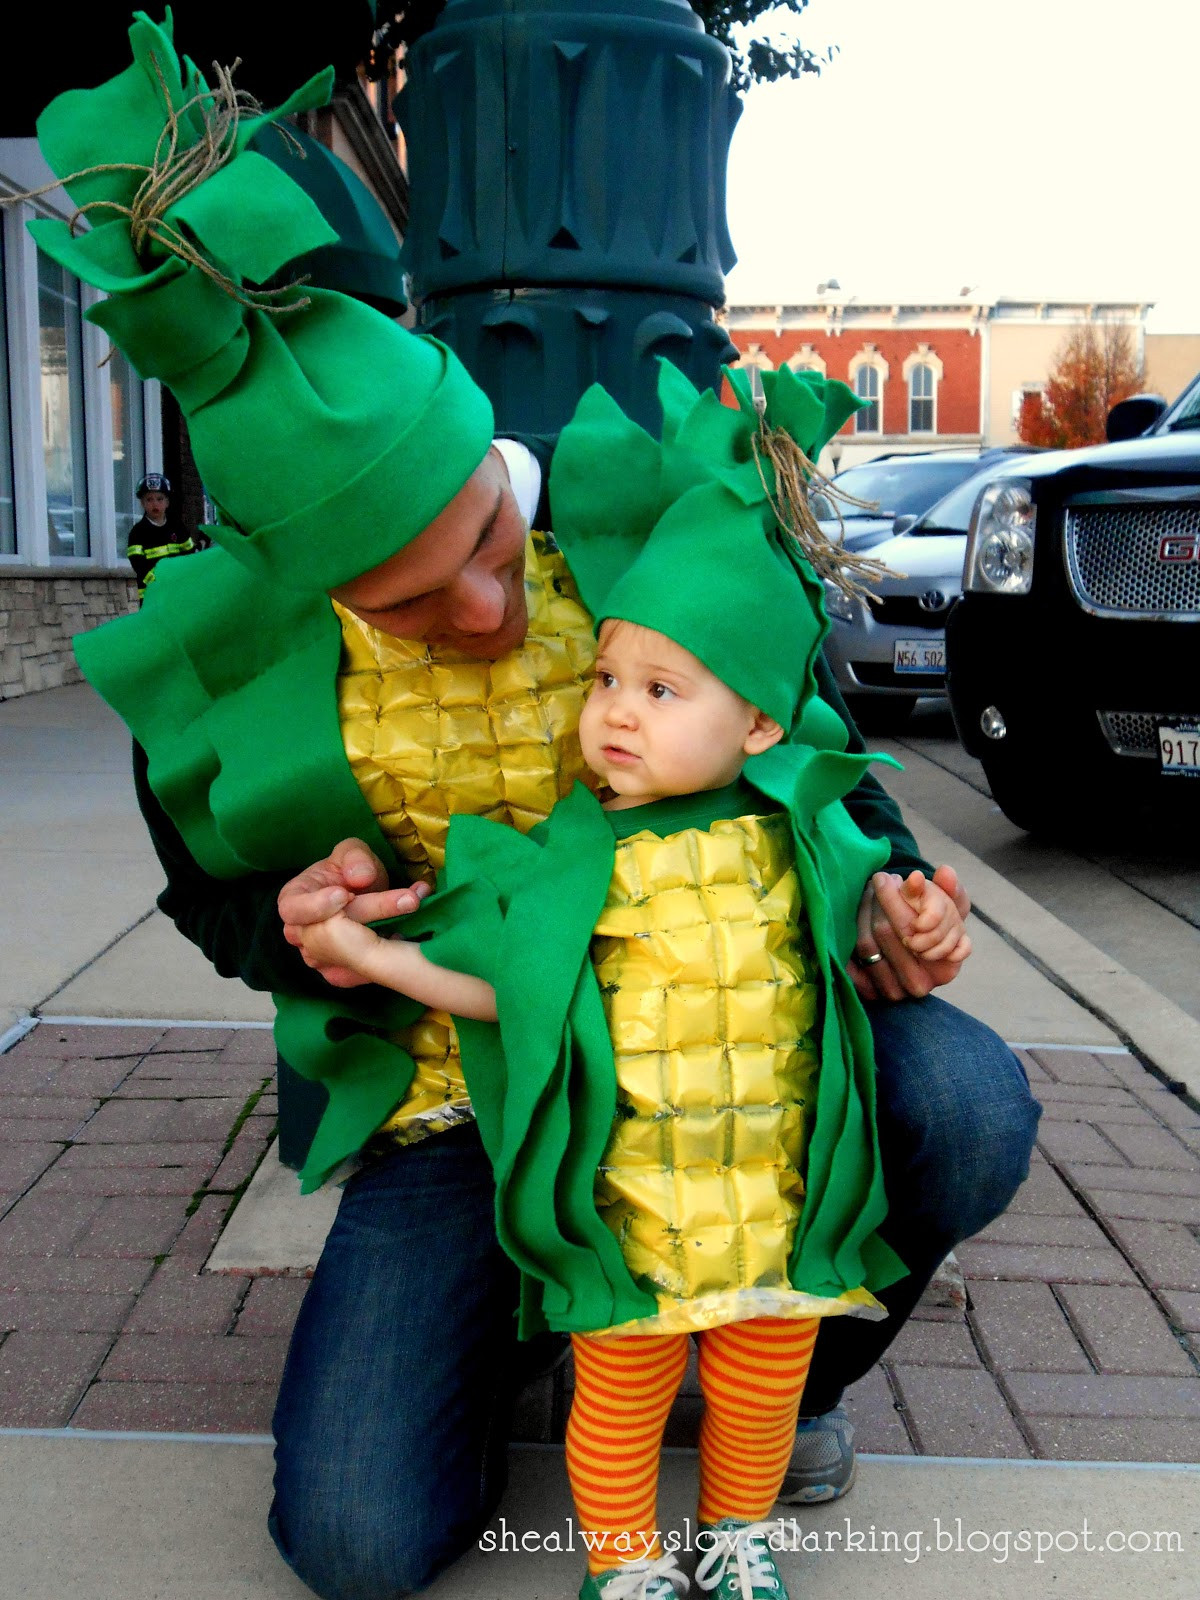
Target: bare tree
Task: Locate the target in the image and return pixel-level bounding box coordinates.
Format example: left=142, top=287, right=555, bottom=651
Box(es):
left=1017, top=320, right=1144, bottom=449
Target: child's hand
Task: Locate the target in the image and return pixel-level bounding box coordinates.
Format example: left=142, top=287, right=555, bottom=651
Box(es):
left=280, top=842, right=432, bottom=990
left=852, top=864, right=972, bottom=1001
left=294, top=912, right=392, bottom=985
left=297, top=909, right=498, bottom=1020
left=887, top=869, right=972, bottom=966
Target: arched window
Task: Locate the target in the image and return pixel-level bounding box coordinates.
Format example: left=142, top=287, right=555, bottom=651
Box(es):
left=734, top=342, right=775, bottom=372
left=786, top=344, right=827, bottom=379
left=909, top=363, right=935, bottom=432
left=854, top=365, right=881, bottom=433
left=902, top=346, right=943, bottom=435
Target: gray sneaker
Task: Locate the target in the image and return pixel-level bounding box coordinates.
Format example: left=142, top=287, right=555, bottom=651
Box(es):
left=775, top=1405, right=856, bottom=1505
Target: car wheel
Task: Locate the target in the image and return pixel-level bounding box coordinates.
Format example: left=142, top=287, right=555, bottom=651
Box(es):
left=982, top=754, right=1115, bottom=841
left=981, top=758, right=1057, bottom=834
left=846, top=695, right=917, bottom=735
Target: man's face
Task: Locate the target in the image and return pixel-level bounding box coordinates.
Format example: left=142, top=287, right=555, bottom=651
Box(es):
left=140, top=491, right=169, bottom=522
left=579, top=619, right=782, bottom=809
left=329, top=448, right=529, bottom=659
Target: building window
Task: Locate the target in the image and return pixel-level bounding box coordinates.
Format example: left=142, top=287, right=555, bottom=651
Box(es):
left=787, top=344, right=827, bottom=379
left=909, top=363, right=935, bottom=432
left=854, top=365, right=881, bottom=432
left=1, top=188, right=160, bottom=572
left=737, top=342, right=775, bottom=371
left=0, top=234, right=15, bottom=557
left=109, top=345, right=146, bottom=560
left=37, top=247, right=90, bottom=559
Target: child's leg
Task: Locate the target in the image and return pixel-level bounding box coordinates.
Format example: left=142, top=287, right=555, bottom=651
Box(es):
left=567, top=1330, right=690, bottom=1575
left=696, top=1317, right=819, bottom=1523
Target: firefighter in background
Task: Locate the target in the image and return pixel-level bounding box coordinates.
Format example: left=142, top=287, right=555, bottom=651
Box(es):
left=126, top=473, right=198, bottom=603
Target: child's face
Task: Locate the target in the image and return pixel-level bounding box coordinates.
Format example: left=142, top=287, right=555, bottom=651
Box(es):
left=580, top=620, right=782, bottom=809
left=139, top=491, right=169, bottom=521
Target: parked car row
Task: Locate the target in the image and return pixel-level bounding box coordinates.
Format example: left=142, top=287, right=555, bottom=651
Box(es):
left=818, top=387, right=1200, bottom=833
left=820, top=454, right=1037, bottom=731
left=819, top=444, right=1043, bottom=732
left=946, top=378, right=1200, bottom=833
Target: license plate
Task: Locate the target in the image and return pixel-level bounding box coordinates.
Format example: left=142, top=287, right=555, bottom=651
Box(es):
left=893, top=638, right=946, bottom=674
left=1158, top=721, right=1200, bottom=776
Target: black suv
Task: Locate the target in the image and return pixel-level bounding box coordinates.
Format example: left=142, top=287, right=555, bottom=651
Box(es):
left=945, top=376, right=1200, bottom=833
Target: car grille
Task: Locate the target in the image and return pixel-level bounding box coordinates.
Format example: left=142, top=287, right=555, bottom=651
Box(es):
left=866, top=595, right=954, bottom=627
left=1097, top=710, right=1198, bottom=759
left=1065, top=502, right=1200, bottom=618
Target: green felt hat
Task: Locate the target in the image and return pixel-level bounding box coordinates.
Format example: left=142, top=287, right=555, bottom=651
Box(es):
left=549, top=363, right=864, bottom=729
left=29, top=10, right=493, bottom=593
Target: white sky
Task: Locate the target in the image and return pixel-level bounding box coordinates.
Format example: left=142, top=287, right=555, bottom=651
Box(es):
left=724, top=0, right=1200, bottom=331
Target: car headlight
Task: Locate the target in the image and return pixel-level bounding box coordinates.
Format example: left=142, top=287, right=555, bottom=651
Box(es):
left=963, top=480, right=1036, bottom=595
left=823, top=582, right=858, bottom=624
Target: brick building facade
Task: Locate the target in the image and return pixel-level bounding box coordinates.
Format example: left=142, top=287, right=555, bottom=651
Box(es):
left=725, top=301, right=988, bottom=471
left=725, top=297, right=1168, bottom=473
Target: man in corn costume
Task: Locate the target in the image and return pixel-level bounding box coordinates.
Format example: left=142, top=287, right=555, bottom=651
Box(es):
left=29, top=15, right=1041, bottom=1599
left=311, top=372, right=926, bottom=1600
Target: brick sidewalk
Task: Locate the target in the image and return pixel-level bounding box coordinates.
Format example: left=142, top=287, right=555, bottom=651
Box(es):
left=1, top=1025, right=1199, bottom=1460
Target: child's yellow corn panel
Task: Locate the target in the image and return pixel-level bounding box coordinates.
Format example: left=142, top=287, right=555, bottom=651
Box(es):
left=591, top=814, right=883, bottom=1335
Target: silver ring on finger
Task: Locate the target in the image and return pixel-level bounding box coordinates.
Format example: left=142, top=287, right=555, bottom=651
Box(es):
left=859, top=951, right=885, bottom=967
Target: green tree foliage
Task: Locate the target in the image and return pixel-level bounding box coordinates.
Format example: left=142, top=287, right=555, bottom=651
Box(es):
left=367, top=2, right=827, bottom=93
left=693, top=1, right=827, bottom=92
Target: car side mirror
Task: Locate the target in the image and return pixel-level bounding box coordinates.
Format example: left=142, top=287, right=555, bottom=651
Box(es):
left=1106, top=394, right=1167, bottom=442
left=891, top=513, right=917, bottom=536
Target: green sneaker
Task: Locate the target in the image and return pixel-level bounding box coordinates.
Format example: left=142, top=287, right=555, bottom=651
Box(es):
left=694, top=1519, right=789, bottom=1599
left=579, top=1551, right=690, bottom=1600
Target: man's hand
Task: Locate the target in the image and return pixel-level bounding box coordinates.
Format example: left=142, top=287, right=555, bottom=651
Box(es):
left=849, top=864, right=972, bottom=1003
left=278, top=838, right=429, bottom=989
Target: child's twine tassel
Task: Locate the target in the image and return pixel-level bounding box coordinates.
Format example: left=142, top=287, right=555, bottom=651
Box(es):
left=2, top=53, right=308, bottom=318
left=746, top=368, right=902, bottom=601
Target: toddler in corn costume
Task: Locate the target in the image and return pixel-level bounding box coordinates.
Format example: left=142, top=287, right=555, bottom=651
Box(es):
left=303, top=376, right=971, bottom=1600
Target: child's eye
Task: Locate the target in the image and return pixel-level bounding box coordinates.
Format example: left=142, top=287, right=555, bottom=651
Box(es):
left=648, top=682, right=675, bottom=702
left=597, top=670, right=616, bottom=689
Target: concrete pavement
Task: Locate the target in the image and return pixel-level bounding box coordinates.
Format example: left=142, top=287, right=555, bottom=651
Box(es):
left=1, top=1435, right=1196, bottom=1600
left=2, top=681, right=1199, bottom=1597
left=0, top=682, right=273, bottom=1035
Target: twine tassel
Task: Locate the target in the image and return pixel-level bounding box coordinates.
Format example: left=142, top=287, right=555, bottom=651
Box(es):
left=751, top=424, right=903, bottom=601
left=1, top=50, right=309, bottom=320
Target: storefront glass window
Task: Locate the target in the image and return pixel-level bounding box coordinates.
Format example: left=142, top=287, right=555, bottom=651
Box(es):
left=109, top=345, right=145, bottom=559
left=37, top=247, right=90, bottom=558
left=0, top=235, right=15, bottom=556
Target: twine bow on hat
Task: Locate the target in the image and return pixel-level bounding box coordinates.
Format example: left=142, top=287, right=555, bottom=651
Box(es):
left=14, top=9, right=496, bottom=592
left=12, top=10, right=337, bottom=410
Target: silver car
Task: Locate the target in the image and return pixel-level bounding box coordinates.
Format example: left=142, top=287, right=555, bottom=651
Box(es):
left=822, top=458, right=1038, bottom=731
left=811, top=450, right=1030, bottom=555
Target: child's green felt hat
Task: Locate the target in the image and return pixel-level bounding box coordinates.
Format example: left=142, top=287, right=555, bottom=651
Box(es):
left=29, top=10, right=493, bottom=593
left=549, top=363, right=864, bottom=730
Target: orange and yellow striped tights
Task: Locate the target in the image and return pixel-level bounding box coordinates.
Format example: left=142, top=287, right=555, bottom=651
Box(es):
left=566, top=1317, right=819, bottom=1575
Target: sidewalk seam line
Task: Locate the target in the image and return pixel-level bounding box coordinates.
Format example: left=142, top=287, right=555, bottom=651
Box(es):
left=970, top=904, right=1198, bottom=1106
left=32, top=907, right=157, bottom=1013
left=32, top=1015, right=274, bottom=1030
left=3, top=1430, right=1199, bottom=1469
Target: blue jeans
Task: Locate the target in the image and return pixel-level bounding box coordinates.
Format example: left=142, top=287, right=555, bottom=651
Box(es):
left=269, top=995, right=1040, bottom=1599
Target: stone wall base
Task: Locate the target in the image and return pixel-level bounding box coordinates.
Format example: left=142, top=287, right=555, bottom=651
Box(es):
left=0, top=574, right=137, bottom=700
